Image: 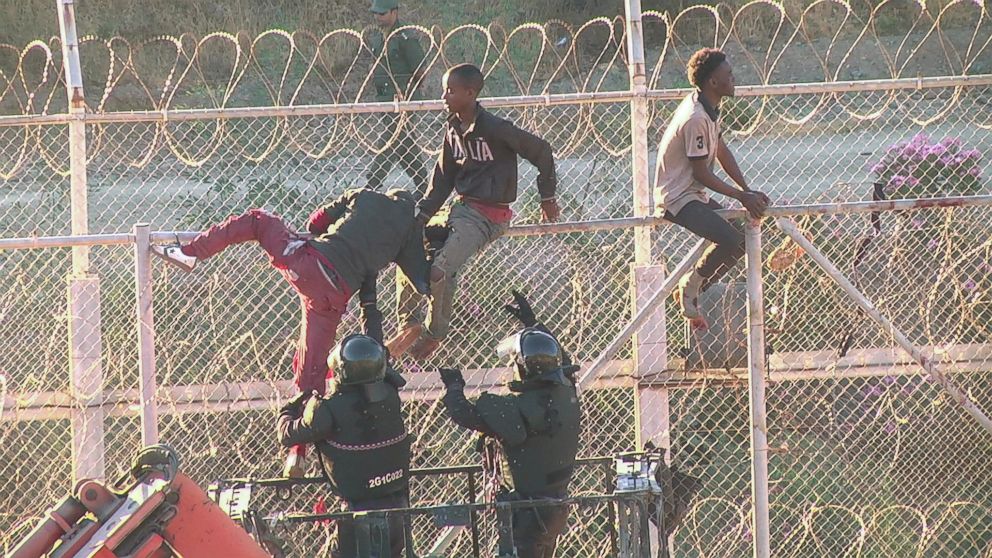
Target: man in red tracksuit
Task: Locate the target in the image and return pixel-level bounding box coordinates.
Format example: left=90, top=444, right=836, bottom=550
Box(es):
left=152, top=188, right=429, bottom=476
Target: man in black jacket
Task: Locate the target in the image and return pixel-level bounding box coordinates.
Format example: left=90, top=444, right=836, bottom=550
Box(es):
left=152, top=188, right=429, bottom=476
left=437, top=291, right=580, bottom=558
left=279, top=334, right=410, bottom=558
left=389, top=63, right=560, bottom=361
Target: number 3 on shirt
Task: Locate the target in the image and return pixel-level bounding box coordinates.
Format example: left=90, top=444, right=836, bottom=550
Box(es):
left=695, top=135, right=704, bottom=150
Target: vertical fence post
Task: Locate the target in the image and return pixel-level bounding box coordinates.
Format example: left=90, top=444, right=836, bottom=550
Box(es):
left=624, top=0, right=651, bottom=266
left=624, top=0, right=669, bottom=447
left=133, top=224, right=159, bottom=445
left=59, top=0, right=106, bottom=482
left=624, top=3, right=671, bottom=554
left=744, top=220, right=771, bottom=558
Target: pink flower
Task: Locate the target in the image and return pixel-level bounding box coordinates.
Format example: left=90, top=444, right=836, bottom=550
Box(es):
left=927, top=144, right=948, bottom=158
left=901, top=145, right=920, bottom=159
left=963, top=279, right=977, bottom=291
left=941, top=137, right=962, bottom=149
left=927, top=239, right=939, bottom=250
left=907, top=177, right=920, bottom=187
left=969, top=166, right=981, bottom=177
left=889, top=175, right=906, bottom=189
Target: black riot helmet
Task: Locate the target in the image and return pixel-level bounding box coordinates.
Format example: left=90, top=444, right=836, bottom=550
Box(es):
left=329, top=334, right=388, bottom=386
left=497, top=328, right=563, bottom=382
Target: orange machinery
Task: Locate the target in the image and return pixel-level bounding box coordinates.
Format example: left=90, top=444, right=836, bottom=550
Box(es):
left=7, top=445, right=274, bottom=558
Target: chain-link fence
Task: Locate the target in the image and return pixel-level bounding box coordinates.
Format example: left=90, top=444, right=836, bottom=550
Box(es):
left=3, top=1, right=992, bottom=556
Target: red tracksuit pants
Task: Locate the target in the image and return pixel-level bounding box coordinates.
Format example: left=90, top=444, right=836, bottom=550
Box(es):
left=182, top=209, right=351, bottom=395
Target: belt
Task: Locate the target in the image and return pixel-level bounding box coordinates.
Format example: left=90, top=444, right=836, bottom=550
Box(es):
left=458, top=195, right=511, bottom=209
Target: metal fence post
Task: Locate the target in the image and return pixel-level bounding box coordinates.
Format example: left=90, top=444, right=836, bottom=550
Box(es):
left=624, top=0, right=669, bottom=440
left=133, top=224, right=159, bottom=445
left=744, top=220, right=771, bottom=558
left=624, top=4, right=672, bottom=554
left=58, top=0, right=106, bottom=483
left=624, top=0, right=651, bottom=265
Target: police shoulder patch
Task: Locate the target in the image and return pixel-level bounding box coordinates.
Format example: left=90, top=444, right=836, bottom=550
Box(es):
left=303, top=395, right=330, bottom=426
left=476, top=393, right=527, bottom=446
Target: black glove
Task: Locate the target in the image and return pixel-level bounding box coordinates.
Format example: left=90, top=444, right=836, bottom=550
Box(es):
left=424, top=222, right=451, bottom=245
left=385, top=367, right=408, bottom=389
left=503, top=289, right=537, bottom=327
left=282, top=391, right=311, bottom=415
left=438, top=368, right=466, bottom=389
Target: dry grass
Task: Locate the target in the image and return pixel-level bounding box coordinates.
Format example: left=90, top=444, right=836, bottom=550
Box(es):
left=2, top=0, right=979, bottom=47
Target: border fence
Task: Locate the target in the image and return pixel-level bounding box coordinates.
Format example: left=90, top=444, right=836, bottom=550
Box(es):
left=2, top=0, right=992, bottom=555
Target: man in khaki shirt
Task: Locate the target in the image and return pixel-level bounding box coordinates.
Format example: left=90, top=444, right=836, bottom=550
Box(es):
left=654, top=48, right=771, bottom=328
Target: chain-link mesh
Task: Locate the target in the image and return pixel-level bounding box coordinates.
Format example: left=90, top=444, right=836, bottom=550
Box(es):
left=3, top=3, right=992, bottom=556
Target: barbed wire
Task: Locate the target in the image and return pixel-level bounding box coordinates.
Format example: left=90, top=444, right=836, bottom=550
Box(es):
left=1, top=1, right=989, bottom=115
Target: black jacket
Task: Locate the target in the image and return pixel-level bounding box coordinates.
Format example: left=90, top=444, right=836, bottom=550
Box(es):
left=441, top=320, right=580, bottom=498
left=418, top=104, right=557, bottom=218
left=308, top=189, right=430, bottom=341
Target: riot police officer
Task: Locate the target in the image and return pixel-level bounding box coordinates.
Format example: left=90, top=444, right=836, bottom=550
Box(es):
left=367, top=0, right=429, bottom=196
left=437, top=291, right=581, bottom=558
left=278, top=334, right=410, bottom=558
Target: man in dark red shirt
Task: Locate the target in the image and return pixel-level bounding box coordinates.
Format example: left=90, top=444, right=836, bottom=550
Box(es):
left=389, top=63, right=560, bottom=360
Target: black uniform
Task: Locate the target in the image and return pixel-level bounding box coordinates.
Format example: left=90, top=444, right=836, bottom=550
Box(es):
left=439, top=298, right=581, bottom=558
left=367, top=22, right=429, bottom=196
left=278, top=375, right=411, bottom=558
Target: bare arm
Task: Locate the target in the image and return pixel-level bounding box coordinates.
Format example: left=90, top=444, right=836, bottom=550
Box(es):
left=690, top=158, right=745, bottom=200
left=716, top=136, right=749, bottom=191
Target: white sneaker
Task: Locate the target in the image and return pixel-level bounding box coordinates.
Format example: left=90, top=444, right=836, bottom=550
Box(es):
left=151, top=244, right=197, bottom=272
left=677, top=271, right=705, bottom=320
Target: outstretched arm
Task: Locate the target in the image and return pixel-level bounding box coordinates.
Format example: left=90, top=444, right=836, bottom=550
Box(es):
left=503, top=289, right=574, bottom=367
left=438, top=368, right=498, bottom=436
left=277, top=393, right=334, bottom=447
left=499, top=121, right=559, bottom=221
left=358, top=274, right=384, bottom=344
